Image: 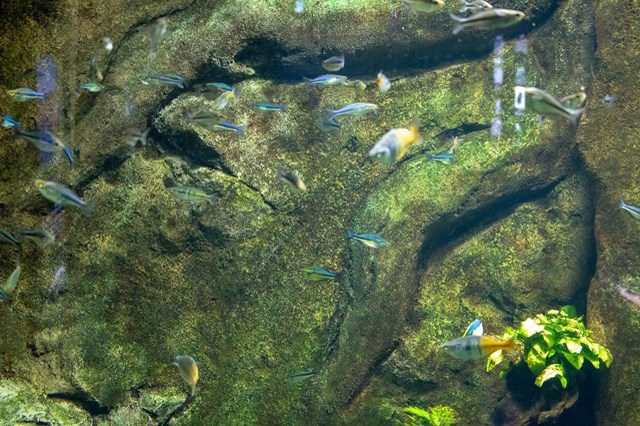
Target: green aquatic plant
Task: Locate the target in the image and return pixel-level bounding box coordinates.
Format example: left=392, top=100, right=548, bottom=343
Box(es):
left=402, top=405, right=456, bottom=426
left=486, top=306, right=612, bottom=389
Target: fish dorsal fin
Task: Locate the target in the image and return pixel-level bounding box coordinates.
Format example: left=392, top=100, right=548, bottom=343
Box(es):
left=464, top=319, right=484, bottom=337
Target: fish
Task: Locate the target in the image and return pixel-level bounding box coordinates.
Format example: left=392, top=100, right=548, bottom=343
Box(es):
left=149, top=17, right=170, bottom=54
left=20, top=228, right=55, bottom=248
left=344, top=80, right=367, bottom=91
left=294, top=0, right=304, bottom=13
left=15, top=129, right=65, bottom=152
left=3, top=265, right=21, bottom=299
left=252, top=102, right=287, bottom=113
left=303, top=74, right=347, bottom=86
left=0, top=229, right=20, bottom=246
left=211, top=90, right=235, bottom=110
left=429, top=153, right=454, bottom=164
left=560, top=90, right=587, bottom=109
left=103, top=37, right=113, bottom=52
left=521, top=87, right=584, bottom=125
left=316, top=117, right=341, bottom=133
left=347, top=231, right=389, bottom=248
left=303, top=266, right=337, bottom=282
left=369, top=119, right=422, bottom=166
left=602, top=94, right=616, bottom=108
left=620, top=199, right=640, bottom=221
left=186, top=111, right=227, bottom=130
left=63, top=145, right=74, bottom=165
left=619, top=287, right=640, bottom=305
left=206, top=121, right=246, bottom=135
left=197, top=82, right=234, bottom=100
left=48, top=267, right=66, bottom=302
left=123, top=128, right=150, bottom=147
left=401, top=0, right=445, bottom=14
left=91, top=57, right=104, bottom=82
left=329, top=102, right=378, bottom=120
left=168, top=186, right=217, bottom=206
left=441, top=335, right=515, bottom=361
left=172, top=355, right=198, bottom=396
left=459, top=0, right=493, bottom=14
left=142, top=73, right=185, bottom=89
left=35, top=180, right=94, bottom=215
left=377, top=71, right=391, bottom=93
left=464, top=319, right=484, bottom=337
left=450, top=8, right=525, bottom=35
left=7, top=88, right=44, bottom=102
left=79, top=82, right=104, bottom=93
left=278, top=170, right=307, bottom=192
left=288, top=370, right=316, bottom=383
left=322, top=55, right=345, bottom=72
left=450, top=136, right=460, bottom=154
left=2, top=114, right=20, bottom=129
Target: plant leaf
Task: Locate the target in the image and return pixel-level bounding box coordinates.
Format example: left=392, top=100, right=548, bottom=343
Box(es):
left=521, top=318, right=545, bottom=337
left=599, top=346, right=612, bottom=368
left=404, top=406, right=429, bottom=419
left=561, top=305, right=578, bottom=317
left=486, top=349, right=504, bottom=372
left=535, top=363, right=566, bottom=388
left=562, top=351, right=584, bottom=370
left=566, top=340, right=582, bottom=354
left=526, top=342, right=547, bottom=376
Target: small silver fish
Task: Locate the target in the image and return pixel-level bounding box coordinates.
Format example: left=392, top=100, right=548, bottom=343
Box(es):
left=207, top=121, right=246, bottom=135
left=316, top=117, right=341, bottom=133
left=91, top=57, right=104, bottom=82
left=560, top=90, right=587, bottom=109
left=102, top=37, right=113, bottom=52
left=429, top=153, right=454, bottom=164
left=278, top=170, right=307, bottom=192
left=303, top=74, right=347, bottom=86
left=15, top=129, right=65, bottom=152
left=329, top=102, right=378, bottom=120
left=2, top=114, right=20, bottom=129
left=450, top=8, right=525, bottom=35
left=48, top=267, right=67, bottom=302
left=344, top=80, right=366, bottom=91
left=186, top=111, right=227, bottom=130
left=173, top=355, right=198, bottom=396
left=288, top=370, right=316, bottom=383
left=620, top=199, right=640, bottom=221
left=2, top=265, right=22, bottom=299
left=142, top=73, right=185, bottom=89
left=35, top=180, right=94, bottom=215
left=294, top=0, right=304, bottom=13
left=0, top=229, right=20, bottom=246
left=522, top=87, right=584, bottom=125
left=79, top=82, right=104, bottom=93
left=402, top=0, right=445, bottom=14
left=7, top=88, right=44, bottom=102
left=169, top=186, right=217, bottom=206
left=459, top=0, right=493, bottom=14
left=347, top=231, right=389, bottom=248
left=252, top=102, right=287, bottom=113
left=20, top=228, right=55, bottom=248
left=322, top=55, right=345, bottom=72
left=123, top=128, right=150, bottom=147
left=211, top=90, right=235, bottom=110
left=149, top=17, right=170, bottom=54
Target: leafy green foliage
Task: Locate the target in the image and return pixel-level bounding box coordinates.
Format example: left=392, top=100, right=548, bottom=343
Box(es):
left=402, top=405, right=456, bottom=426
left=486, top=306, right=612, bottom=389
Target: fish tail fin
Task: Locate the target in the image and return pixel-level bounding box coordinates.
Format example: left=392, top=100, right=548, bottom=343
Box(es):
left=208, top=194, right=217, bottom=207
left=620, top=199, right=627, bottom=209
left=410, top=118, right=423, bottom=145
left=569, top=107, right=584, bottom=126
left=280, top=103, right=288, bottom=112
left=141, top=128, right=150, bottom=146
left=503, top=338, right=516, bottom=353
left=347, top=231, right=355, bottom=239
left=190, top=385, right=196, bottom=397
left=82, top=200, right=95, bottom=217
left=236, top=125, right=247, bottom=136
left=450, top=14, right=464, bottom=35
left=63, top=145, right=74, bottom=166
left=303, top=77, right=312, bottom=86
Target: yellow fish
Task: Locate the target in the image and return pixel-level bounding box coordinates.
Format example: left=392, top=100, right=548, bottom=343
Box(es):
left=441, top=335, right=515, bottom=361
left=173, top=355, right=199, bottom=396
left=368, top=119, right=422, bottom=166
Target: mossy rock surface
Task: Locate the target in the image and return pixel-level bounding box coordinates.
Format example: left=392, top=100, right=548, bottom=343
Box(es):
left=0, top=0, right=633, bottom=424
